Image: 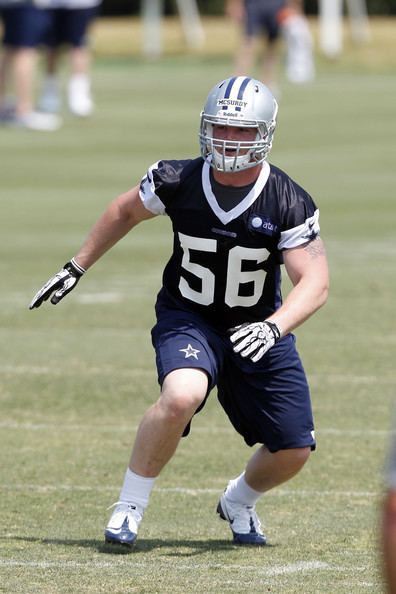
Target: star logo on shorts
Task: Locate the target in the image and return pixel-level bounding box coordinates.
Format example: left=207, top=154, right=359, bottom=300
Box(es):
left=179, top=344, right=200, bottom=359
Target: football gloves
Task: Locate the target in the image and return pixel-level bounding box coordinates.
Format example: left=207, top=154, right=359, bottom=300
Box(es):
left=229, top=320, right=281, bottom=363
left=29, top=258, right=85, bottom=309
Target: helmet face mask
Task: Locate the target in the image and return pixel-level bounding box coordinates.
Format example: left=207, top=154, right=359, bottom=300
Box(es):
left=199, top=77, right=278, bottom=173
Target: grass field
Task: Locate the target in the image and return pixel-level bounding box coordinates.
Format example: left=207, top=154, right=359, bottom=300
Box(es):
left=1, top=17, right=396, bottom=594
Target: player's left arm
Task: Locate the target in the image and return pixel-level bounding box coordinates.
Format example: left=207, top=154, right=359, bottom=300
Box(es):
left=230, top=236, right=329, bottom=362
left=267, top=236, right=329, bottom=336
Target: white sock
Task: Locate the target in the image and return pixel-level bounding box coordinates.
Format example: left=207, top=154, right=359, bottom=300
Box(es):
left=225, top=472, right=263, bottom=506
left=119, top=469, right=155, bottom=510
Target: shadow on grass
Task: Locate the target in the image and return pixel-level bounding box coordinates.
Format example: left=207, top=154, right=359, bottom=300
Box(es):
left=1, top=535, right=266, bottom=555
left=100, top=538, right=240, bottom=556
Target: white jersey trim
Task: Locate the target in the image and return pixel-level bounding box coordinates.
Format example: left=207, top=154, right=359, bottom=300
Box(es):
left=202, top=159, right=270, bottom=225
left=139, top=161, right=167, bottom=215
left=278, top=209, right=320, bottom=250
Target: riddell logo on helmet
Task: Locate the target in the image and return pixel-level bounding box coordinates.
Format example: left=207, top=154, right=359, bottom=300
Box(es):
left=217, top=99, right=248, bottom=108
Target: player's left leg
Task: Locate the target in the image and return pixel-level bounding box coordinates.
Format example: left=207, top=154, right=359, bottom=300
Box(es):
left=217, top=333, right=315, bottom=545
left=217, top=446, right=310, bottom=546
left=245, top=444, right=310, bottom=491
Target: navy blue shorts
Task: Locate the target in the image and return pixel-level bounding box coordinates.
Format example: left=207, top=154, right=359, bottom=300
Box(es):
left=43, top=7, right=98, bottom=48
left=151, top=302, right=315, bottom=453
left=1, top=4, right=50, bottom=48
left=244, top=0, right=285, bottom=42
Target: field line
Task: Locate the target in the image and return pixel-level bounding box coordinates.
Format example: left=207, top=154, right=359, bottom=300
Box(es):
left=0, top=484, right=380, bottom=498
left=0, top=365, right=152, bottom=377
left=0, top=558, right=339, bottom=575
left=1, top=364, right=395, bottom=385
left=0, top=420, right=393, bottom=437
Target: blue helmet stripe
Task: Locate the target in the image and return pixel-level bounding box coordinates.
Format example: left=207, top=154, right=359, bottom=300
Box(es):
left=222, top=77, right=251, bottom=113
left=224, top=77, right=237, bottom=98
left=235, top=77, right=250, bottom=111
left=237, top=77, right=251, bottom=100
left=222, top=77, right=238, bottom=110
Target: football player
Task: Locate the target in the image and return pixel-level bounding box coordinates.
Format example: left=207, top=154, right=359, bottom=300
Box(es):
left=30, top=76, right=329, bottom=547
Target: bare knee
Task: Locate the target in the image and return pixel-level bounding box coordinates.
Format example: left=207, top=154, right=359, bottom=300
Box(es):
left=157, top=369, right=208, bottom=424
left=290, top=446, right=311, bottom=467
left=275, top=446, right=311, bottom=473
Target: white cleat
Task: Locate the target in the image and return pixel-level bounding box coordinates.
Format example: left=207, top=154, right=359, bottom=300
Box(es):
left=217, top=492, right=267, bottom=546
left=104, top=501, right=143, bottom=548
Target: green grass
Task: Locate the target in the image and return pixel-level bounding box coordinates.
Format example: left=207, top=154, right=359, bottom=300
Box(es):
left=1, top=29, right=396, bottom=593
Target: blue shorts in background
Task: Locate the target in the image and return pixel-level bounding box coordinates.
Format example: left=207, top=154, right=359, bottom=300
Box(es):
left=1, top=4, right=50, bottom=48
left=43, top=7, right=98, bottom=48
left=245, top=0, right=286, bottom=42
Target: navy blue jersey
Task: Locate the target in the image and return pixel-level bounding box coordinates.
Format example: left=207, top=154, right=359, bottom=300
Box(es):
left=139, top=157, right=319, bottom=330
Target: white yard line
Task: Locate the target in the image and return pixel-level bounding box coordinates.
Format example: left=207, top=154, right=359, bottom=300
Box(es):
left=0, top=365, right=152, bottom=377
left=0, top=484, right=380, bottom=498
left=1, top=364, right=395, bottom=385
left=0, top=558, right=343, bottom=576
left=0, top=419, right=393, bottom=437
left=75, top=293, right=125, bottom=304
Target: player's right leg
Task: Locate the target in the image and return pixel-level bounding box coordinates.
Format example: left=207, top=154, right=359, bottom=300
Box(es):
left=105, top=304, right=221, bottom=548
left=104, top=367, right=210, bottom=548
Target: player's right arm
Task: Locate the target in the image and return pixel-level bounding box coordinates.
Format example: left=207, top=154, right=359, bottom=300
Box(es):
left=29, top=185, right=156, bottom=309
left=73, top=185, right=156, bottom=271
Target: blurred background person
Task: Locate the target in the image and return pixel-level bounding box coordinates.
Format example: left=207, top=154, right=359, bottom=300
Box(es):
left=226, top=0, right=315, bottom=92
left=36, top=0, right=101, bottom=117
left=382, top=413, right=396, bottom=594
left=0, top=0, right=61, bottom=130
left=277, top=0, right=315, bottom=83
left=225, top=0, right=287, bottom=94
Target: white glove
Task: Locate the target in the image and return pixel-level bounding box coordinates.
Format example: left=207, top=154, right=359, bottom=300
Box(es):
left=229, top=320, right=281, bottom=362
left=29, top=258, right=85, bottom=309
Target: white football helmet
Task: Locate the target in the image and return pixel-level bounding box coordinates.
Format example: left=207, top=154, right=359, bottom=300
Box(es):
left=199, top=76, right=278, bottom=173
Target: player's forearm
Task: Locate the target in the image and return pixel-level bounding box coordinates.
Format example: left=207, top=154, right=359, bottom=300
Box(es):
left=267, top=275, right=328, bottom=337
left=73, top=199, right=137, bottom=271
left=268, top=238, right=329, bottom=336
